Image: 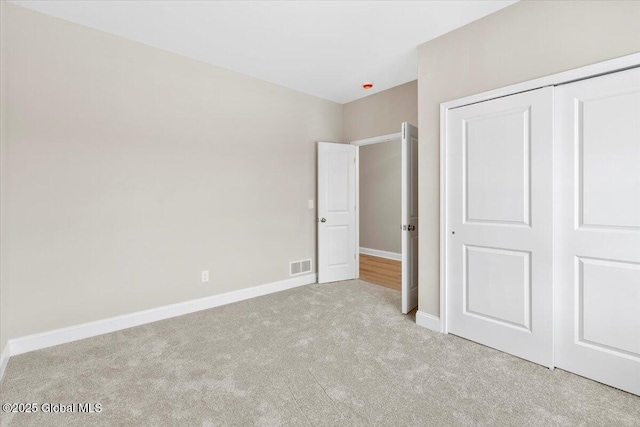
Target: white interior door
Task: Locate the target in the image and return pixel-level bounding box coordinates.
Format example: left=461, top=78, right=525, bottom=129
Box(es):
left=402, top=123, right=419, bottom=314
left=446, top=87, right=554, bottom=367
left=555, top=67, right=640, bottom=395
left=318, top=142, right=357, bottom=284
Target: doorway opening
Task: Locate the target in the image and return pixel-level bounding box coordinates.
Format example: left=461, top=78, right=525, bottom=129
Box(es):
left=354, top=134, right=402, bottom=291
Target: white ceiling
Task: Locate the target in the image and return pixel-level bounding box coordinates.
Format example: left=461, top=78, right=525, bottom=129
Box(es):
left=11, top=1, right=516, bottom=104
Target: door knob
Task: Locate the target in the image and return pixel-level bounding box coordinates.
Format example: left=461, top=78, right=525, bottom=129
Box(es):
left=320, top=218, right=326, bottom=223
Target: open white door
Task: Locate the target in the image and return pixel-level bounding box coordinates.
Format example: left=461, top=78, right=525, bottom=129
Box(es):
left=402, top=123, right=419, bottom=314
left=317, top=142, right=357, bottom=284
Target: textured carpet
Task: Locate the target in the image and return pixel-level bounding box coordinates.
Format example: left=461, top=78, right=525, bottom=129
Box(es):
left=1, top=280, right=639, bottom=426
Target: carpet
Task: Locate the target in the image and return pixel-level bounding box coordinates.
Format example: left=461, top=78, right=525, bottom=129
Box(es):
left=1, top=280, right=638, bottom=426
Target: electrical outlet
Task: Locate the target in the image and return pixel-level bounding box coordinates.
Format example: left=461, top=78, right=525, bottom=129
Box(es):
left=308, top=200, right=314, bottom=209
left=201, top=270, right=209, bottom=283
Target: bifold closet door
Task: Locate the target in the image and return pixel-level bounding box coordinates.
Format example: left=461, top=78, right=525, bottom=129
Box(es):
left=555, top=67, right=640, bottom=395
left=446, top=87, right=554, bottom=368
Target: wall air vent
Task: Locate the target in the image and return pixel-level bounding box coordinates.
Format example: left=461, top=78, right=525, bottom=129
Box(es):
left=289, top=259, right=312, bottom=276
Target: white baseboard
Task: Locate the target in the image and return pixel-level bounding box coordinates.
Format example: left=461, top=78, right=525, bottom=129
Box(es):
left=416, top=310, right=442, bottom=333
left=359, top=247, right=402, bottom=261
left=1, top=273, right=317, bottom=380
left=0, top=344, right=10, bottom=381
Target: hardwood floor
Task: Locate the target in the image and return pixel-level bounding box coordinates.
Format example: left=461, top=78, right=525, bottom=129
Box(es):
left=359, top=253, right=401, bottom=290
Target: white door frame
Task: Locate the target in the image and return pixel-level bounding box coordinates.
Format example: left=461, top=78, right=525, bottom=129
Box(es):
left=351, top=132, right=402, bottom=147
left=350, top=132, right=403, bottom=278
left=439, top=52, right=640, bottom=334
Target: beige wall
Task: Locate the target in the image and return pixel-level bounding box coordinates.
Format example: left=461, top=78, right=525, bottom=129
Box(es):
left=417, top=0, right=640, bottom=316
left=343, top=80, right=417, bottom=257
left=359, top=141, right=401, bottom=254
left=0, top=3, right=342, bottom=351
left=0, top=2, right=7, bottom=355
left=342, top=80, right=417, bottom=142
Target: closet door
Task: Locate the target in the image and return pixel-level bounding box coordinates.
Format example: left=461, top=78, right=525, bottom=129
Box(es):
left=555, top=67, right=640, bottom=395
left=446, top=87, right=554, bottom=367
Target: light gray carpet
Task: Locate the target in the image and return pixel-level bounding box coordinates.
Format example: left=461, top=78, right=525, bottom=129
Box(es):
left=1, top=280, right=639, bottom=426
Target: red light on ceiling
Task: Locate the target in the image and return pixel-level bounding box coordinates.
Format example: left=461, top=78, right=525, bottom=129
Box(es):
left=362, top=82, right=373, bottom=90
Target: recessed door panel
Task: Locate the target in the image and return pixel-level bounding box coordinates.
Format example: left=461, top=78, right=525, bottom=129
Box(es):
left=579, top=257, right=640, bottom=358
left=326, top=151, right=351, bottom=213
left=579, top=90, right=640, bottom=230
left=465, top=246, right=531, bottom=330
left=326, top=225, right=350, bottom=267
left=465, top=108, right=530, bottom=226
